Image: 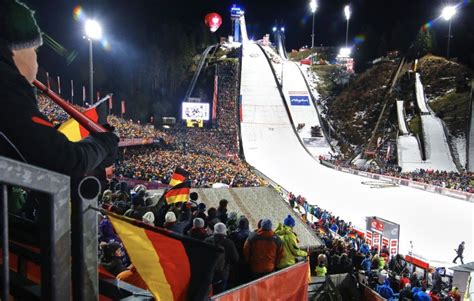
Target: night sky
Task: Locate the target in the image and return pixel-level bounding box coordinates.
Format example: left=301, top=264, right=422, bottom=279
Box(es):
left=22, top=0, right=474, bottom=118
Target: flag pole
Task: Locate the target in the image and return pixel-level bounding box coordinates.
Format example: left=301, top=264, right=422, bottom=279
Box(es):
left=33, top=79, right=106, bottom=133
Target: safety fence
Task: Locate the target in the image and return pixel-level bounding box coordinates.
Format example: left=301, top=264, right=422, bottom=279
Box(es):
left=320, top=160, right=473, bottom=203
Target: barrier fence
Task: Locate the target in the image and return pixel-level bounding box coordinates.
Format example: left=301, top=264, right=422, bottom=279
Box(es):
left=320, top=160, right=473, bottom=202
left=211, top=261, right=309, bottom=301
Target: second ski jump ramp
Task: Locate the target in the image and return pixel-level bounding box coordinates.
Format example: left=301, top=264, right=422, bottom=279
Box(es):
left=421, top=115, right=457, bottom=171
left=396, top=101, right=409, bottom=135
left=239, top=42, right=472, bottom=264
left=281, top=62, right=331, bottom=157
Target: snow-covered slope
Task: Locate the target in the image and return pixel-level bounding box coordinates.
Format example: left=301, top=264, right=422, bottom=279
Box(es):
left=240, top=42, right=472, bottom=265
left=421, top=115, right=457, bottom=171
left=415, top=73, right=431, bottom=114
left=281, top=62, right=331, bottom=157
left=397, top=101, right=409, bottom=135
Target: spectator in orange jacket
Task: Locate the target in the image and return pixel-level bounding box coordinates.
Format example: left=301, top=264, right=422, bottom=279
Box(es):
left=243, top=219, right=284, bottom=279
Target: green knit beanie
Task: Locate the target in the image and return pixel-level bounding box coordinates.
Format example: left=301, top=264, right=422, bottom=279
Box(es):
left=0, top=0, right=43, bottom=50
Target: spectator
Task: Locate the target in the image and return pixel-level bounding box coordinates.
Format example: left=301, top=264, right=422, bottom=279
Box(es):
left=205, top=223, right=239, bottom=294
left=206, top=207, right=220, bottom=231
left=228, top=216, right=251, bottom=285
left=413, top=287, right=431, bottom=301
left=376, top=279, right=398, bottom=301
left=243, top=219, right=284, bottom=279
left=217, top=199, right=229, bottom=224
left=274, top=215, right=307, bottom=269
left=452, top=241, right=465, bottom=264
left=163, top=211, right=189, bottom=235
left=124, top=195, right=146, bottom=220
left=315, top=261, right=327, bottom=277
left=0, top=0, right=118, bottom=185
left=142, top=211, right=155, bottom=226
left=448, top=286, right=461, bottom=301
left=399, top=283, right=413, bottom=301
left=100, top=242, right=128, bottom=276
left=361, top=253, right=372, bottom=274
left=187, top=217, right=208, bottom=241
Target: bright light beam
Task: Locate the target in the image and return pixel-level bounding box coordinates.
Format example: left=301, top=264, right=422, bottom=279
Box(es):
left=85, top=19, right=102, bottom=40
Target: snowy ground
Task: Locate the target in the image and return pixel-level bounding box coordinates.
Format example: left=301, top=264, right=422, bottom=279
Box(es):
left=281, top=61, right=332, bottom=157
left=396, top=101, right=409, bottom=135
left=240, top=42, right=473, bottom=266
left=421, top=115, right=457, bottom=171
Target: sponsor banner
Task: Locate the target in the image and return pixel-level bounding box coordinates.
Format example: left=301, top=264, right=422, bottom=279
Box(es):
left=390, top=239, right=398, bottom=255
left=182, top=102, right=210, bottom=120
left=211, top=262, right=308, bottom=301
left=288, top=91, right=308, bottom=95
left=290, top=95, right=310, bottom=106
left=366, top=216, right=400, bottom=254
left=119, top=138, right=154, bottom=147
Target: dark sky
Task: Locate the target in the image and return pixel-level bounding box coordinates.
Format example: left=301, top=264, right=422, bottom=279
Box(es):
left=26, top=0, right=474, bottom=62
left=22, top=0, right=474, bottom=115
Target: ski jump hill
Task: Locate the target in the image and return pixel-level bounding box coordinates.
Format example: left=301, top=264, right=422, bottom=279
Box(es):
left=238, top=41, right=472, bottom=265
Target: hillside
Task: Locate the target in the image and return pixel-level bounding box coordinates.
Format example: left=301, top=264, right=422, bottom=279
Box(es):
left=326, top=61, right=398, bottom=154
left=308, top=54, right=472, bottom=165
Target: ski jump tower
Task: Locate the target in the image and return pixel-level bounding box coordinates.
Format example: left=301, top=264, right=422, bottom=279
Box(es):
left=230, top=5, right=248, bottom=43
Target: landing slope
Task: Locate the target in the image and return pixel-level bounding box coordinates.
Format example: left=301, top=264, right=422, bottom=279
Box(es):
left=239, top=42, right=473, bottom=265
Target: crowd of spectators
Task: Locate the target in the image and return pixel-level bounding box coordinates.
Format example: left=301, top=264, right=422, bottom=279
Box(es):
left=321, top=156, right=474, bottom=193
left=115, top=146, right=262, bottom=187
left=285, top=191, right=461, bottom=300
left=98, top=184, right=308, bottom=294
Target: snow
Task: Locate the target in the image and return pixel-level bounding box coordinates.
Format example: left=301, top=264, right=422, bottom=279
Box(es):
left=415, top=73, right=431, bottom=114
left=397, top=136, right=424, bottom=171
left=240, top=42, right=473, bottom=265
left=454, top=136, right=466, bottom=168
left=421, top=115, right=457, bottom=171
left=281, top=61, right=332, bottom=157
left=396, top=101, right=409, bottom=135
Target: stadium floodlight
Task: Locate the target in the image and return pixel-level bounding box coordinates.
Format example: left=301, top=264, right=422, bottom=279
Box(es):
left=441, top=5, right=456, bottom=21
left=344, top=5, right=351, bottom=47
left=338, top=47, right=352, bottom=58
left=310, top=0, right=318, bottom=48
left=84, top=19, right=103, bottom=104
left=85, top=19, right=102, bottom=40
left=441, top=5, right=457, bottom=58
left=281, top=27, right=285, bottom=32
left=272, top=26, right=277, bottom=32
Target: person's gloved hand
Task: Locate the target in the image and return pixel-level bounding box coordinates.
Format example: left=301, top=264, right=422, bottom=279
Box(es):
left=91, top=131, right=119, bottom=168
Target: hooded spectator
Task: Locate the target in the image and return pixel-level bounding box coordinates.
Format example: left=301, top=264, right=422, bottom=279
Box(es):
left=100, top=242, right=127, bottom=276
left=399, top=283, right=413, bottom=301
left=205, top=223, right=239, bottom=294
left=274, top=215, right=307, bottom=269
left=243, top=219, right=284, bottom=279
left=206, top=207, right=220, bottom=232
left=217, top=199, right=229, bottom=224
left=98, top=218, right=129, bottom=265
left=124, top=194, right=146, bottom=220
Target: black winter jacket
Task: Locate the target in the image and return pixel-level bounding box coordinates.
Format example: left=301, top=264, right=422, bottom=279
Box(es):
left=0, top=42, right=113, bottom=178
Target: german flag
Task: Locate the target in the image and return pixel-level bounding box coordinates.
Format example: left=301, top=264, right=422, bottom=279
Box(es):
left=107, top=212, right=223, bottom=301
left=165, top=181, right=190, bottom=204
left=169, top=167, right=190, bottom=187
left=58, top=106, right=98, bottom=142
left=58, top=96, right=109, bottom=142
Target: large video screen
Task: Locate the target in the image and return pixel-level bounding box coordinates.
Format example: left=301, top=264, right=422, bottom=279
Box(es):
left=182, top=102, right=210, bottom=121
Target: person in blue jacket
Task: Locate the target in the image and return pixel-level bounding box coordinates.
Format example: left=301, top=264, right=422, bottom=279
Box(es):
left=413, top=287, right=431, bottom=301
left=376, top=279, right=399, bottom=300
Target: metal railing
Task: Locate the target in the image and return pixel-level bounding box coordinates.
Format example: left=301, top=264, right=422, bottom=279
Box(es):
left=0, top=155, right=71, bottom=300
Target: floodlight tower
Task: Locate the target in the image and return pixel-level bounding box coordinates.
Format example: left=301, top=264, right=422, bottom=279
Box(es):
left=310, top=0, right=318, bottom=48
left=441, top=5, right=456, bottom=59
left=344, top=5, right=351, bottom=47
left=230, top=5, right=244, bottom=42
left=84, top=19, right=102, bottom=104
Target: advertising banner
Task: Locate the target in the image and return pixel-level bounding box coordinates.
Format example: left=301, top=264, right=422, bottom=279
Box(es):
left=211, top=262, right=308, bottom=301
left=290, top=96, right=310, bottom=106
left=366, top=216, right=400, bottom=254
left=182, top=102, right=210, bottom=120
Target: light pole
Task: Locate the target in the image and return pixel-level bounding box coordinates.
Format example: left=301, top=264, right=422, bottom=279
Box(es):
left=310, top=0, right=318, bottom=48
left=344, top=5, right=351, bottom=47
left=441, top=5, right=456, bottom=59
left=84, top=19, right=102, bottom=104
